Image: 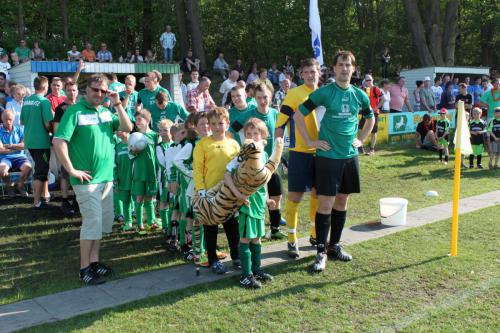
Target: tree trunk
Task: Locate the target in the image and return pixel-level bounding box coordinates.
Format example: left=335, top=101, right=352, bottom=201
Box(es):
left=426, top=0, right=444, bottom=65
left=61, top=0, right=69, bottom=46
left=17, top=0, right=25, bottom=40
left=402, top=0, right=435, bottom=67
left=175, top=0, right=189, bottom=59
left=41, top=0, right=50, bottom=41
left=442, top=0, right=459, bottom=66
left=142, top=0, right=152, bottom=54
left=185, top=0, right=206, bottom=71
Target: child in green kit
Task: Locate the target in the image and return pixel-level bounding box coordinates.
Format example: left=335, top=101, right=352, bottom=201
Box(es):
left=130, top=109, right=160, bottom=232
left=156, top=119, right=175, bottom=238
left=173, top=112, right=211, bottom=264
left=225, top=118, right=275, bottom=288
left=488, top=107, right=500, bottom=169
left=469, top=107, right=486, bottom=168
left=435, top=108, right=450, bottom=164
left=115, top=131, right=134, bottom=231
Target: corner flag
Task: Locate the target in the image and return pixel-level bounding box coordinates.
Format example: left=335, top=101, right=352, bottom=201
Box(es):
left=450, top=101, right=471, bottom=257
left=309, top=0, right=324, bottom=65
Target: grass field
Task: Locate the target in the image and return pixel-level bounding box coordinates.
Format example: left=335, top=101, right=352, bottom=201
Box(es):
left=20, top=205, right=500, bottom=333
left=1, top=144, right=498, bottom=306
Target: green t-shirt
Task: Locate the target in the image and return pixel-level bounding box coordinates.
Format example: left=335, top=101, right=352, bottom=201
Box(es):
left=435, top=118, right=450, bottom=138
left=231, top=107, right=278, bottom=156
left=131, top=131, right=159, bottom=182
left=299, top=83, right=373, bottom=159
left=109, top=81, right=126, bottom=93
left=119, top=90, right=138, bottom=122
left=54, top=99, right=119, bottom=185
left=228, top=104, right=256, bottom=124
left=115, top=141, right=132, bottom=190
left=15, top=47, right=30, bottom=60
left=20, top=94, right=53, bottom=149
left=137, top=86, right=172, bottom=111
left=148, top=101, right=188, bottom=131
left=480, top=90, right=500, bottom=120
left=246, top=97, right=257, bottom=108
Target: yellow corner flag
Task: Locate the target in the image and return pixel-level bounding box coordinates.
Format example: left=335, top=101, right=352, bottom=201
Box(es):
left=450, top=101, right=472, bottom=256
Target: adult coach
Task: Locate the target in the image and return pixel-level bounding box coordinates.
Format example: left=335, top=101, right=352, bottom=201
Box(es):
left=295, top=51, right=374, bottom=272
left=275, top=58, right=321, bottom=258
left=53, top=74, right=133, bottom=285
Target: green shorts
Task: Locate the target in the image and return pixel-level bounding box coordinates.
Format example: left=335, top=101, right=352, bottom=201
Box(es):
left=131, top=180, right=158, bottom=197
left=471, top=144, right=484, bottom=156
left=238, top=212, right=265, bottom=239
left=438, top=137, right=449, bottom=147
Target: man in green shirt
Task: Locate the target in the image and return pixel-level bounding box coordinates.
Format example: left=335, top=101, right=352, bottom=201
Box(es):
left=228, top=85, right=255, bottom=124
left=14, top=39, right=31, bottom=63
left=148, top=90, right=188, bottom=131
left=53, top=74, right=133, bottom=285
left=137, top=70, right=172, bottom=111
left=20, top=76, right=53, bottom=208
left=295, top=51, right=374, bottom=272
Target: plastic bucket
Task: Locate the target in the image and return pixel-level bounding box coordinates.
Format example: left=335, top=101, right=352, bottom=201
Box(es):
left=379, top=197, right=408, bottom=226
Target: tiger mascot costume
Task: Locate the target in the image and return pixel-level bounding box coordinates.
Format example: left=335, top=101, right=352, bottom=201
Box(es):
left=192, top=137, right=284, bottom=226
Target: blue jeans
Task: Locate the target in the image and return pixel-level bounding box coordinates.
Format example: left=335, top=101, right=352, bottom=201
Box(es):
left=163, top=48, right=173, bottom=62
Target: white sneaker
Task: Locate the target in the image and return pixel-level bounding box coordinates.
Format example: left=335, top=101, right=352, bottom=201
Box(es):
left=313, top=253, right=327, bottom=272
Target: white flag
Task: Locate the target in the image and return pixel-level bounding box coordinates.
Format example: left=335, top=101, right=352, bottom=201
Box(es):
left=309, top=0, right=324, bottom=65
left=453, top=101, right=473, bottom=155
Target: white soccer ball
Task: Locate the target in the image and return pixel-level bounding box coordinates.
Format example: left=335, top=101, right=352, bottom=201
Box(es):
left=128, top=132, right=148, bottom=151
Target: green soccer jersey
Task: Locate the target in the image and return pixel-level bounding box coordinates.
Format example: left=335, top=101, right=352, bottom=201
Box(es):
left=15, top=47, right=30, bottom=60
left=119, top=90, right=138, bottom=122
left=137, top=86, right=172, bottom=111
left=54, top=99, right=120, bottom=185
left=157, top=141, right=172, bottom=185
left=132, top=131, right=159, bottom=182
left=20, top=94, right=54, bottom=149
left=115, top=141, right=132, bottom=190
left=299, top=82, right=373, bottom=159
left=228, top=104, right=255, bottom=124
left=231, top=107, right=278, bottom=156
left=148, top=101, right=189, bottom=132
left=246, top=97, right=257, bottom=108
left=109, top=81, right=126, bottom=93
left=436, top=118, right=450, bottom=138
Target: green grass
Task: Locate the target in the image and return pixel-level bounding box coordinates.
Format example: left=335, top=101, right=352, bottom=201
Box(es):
left=0, top=144, right=498, bottom=305
left=21, top=205, right=500, bottom=333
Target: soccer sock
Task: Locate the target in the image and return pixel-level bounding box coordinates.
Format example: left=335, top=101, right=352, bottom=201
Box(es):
left=439, top=149, right=443, bottom=161
left=160, top=208, right=169, bottom=231
left=285, top=201, right=299, bottom=243
left=444, top=154, right=449, bottom=163
left=469, top=154, right=474, bottom=166
left=329, top=209, right=347, bottom=245
left=120, top=191, right=132, bottom=224
left=269, top=209, right=281, bottom=231
left=315, top=213, right=331, bottom=254
left=477, top=155, right=482, bottom=166
left=145, top=200, right=155, bottom=226
left=309, top=196, right=318, bottom=238
left=113, top=189, right=120, bottom=216
left=135, top=201, right=144, bottom=227
left=249, top=242, right=262, bottom=273
left=239, top=243, right=252, bottom=277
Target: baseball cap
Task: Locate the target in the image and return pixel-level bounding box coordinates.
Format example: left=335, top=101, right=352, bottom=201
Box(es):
left=423, top=76, right=431, bottom=81
left=439, top=108, right=448, bottom=114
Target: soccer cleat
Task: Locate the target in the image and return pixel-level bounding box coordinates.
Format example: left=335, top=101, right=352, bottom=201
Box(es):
left=254, top=270, right=273, bottom=282
left=211, top=261, right=228, bottom=274
left=197, top=254, right=210, bottom=267
left=122, top=223, right=133, bottom=231
left=469, top=164, right=474, bottom=169
left=312, top=253, right=327, bottom=272
left=90, top=262, right=113, bottom=277
left=327, top=244, right=353, bottom=262
left=114, top=215, right=125, bottom=222
left=477, top=164, right=483, bottom=169
left=41, top=195, right=51, bottom=203
left=287, top=242, right=300, bottom=258
left=183, top=250, right=196, bottom=262
left=240, top=275, right=262, bottom=289
left=270, top=230, right=287, bottom=240
left=34, top=201, right=49, bottom=210
left=309, top=236, right=317, bottom=246
left=80, top=267, right=105, bottom=285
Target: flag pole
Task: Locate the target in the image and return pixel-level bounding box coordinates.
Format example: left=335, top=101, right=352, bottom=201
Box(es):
left=451, top=101, right=465, bottom=257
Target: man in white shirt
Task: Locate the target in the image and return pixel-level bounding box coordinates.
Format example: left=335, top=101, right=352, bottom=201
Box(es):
left=213, top=52, right=229, bottom=79
left=159, top=25, right=176, bottom=63
left=431, top=77, right=443, bottom=110
left=219, top=70, right=239, bottom=107
left=187, top=69, right=199, bottom=92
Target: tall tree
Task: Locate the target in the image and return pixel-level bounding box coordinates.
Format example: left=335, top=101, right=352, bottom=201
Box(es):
left=403, top=0, right=459, bottom=66
left=185, top=0, right=206, bottom=70
left=17, top=0, right=25, bottom=40
left=175, top=0, right=189, bottom=59
left=61, top=0, right=69, bottom=45
left=142, top=0, right=152, bottom=53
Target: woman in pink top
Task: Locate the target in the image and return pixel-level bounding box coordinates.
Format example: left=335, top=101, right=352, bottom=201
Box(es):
left=389, top=76, right=413, bottom=113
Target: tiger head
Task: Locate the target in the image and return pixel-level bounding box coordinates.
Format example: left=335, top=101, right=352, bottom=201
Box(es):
left=237, top=139, right=265, bottom=163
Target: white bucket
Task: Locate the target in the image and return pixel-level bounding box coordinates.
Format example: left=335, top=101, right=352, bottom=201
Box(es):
left=379, top=197, right=408, bottom=226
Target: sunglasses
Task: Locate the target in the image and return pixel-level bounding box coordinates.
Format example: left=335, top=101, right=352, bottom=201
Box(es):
left=89, top=87, right=109, bottom=94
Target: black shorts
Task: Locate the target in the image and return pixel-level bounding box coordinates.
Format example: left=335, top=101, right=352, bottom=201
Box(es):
left=315, top=156, right=360, bottom=196
left=29, top=149, right=51, bottom=181
left=267, top=172, right=283, bottom=197
left=288, top=150, right=315, bottom=193
left=359, top=114, right=379, bottom=133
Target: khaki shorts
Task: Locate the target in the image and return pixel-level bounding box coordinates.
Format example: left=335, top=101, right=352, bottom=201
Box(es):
left=73, top=182, right=114, bottom=240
